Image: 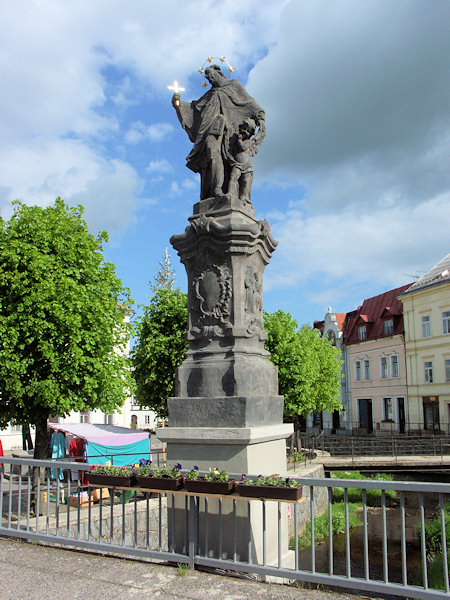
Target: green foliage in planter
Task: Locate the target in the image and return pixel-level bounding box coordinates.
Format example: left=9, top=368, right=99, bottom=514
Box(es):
left=241, top=474, right=300, bottom=488
left=184, top=466, right=200, bottom=481
left=290, top=502, right=362, bottom=550
left=135, top=463, right=182, bottom=478
left=90, top=465, right=133, bottom=477
left=204, top=467, right=229, bottom=482
left=332, top=471, right=396, bottom=505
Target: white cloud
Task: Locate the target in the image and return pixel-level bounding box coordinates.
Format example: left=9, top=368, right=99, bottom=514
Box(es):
left=148, top=123, right=174, bottom=142
left=147, top=159, right=173, bottom=174
left=266, top=192, right=450, bottom=293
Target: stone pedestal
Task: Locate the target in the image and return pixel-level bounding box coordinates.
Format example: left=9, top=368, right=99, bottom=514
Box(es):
left=157, top=194, right=293, bottom=564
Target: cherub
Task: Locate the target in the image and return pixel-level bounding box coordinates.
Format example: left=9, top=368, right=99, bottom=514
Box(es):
left=227, top=117, right=258, bottom=203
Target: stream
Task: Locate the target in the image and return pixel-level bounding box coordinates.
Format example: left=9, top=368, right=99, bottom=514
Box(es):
left=298, top=505, right=427, bottom=585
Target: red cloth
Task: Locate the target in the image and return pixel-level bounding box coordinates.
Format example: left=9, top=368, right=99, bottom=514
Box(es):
left=0, top=439, right=3, bottom=474
left=69, top=437, right=87, bottom=485
left=69, top=437, right=84, bottom=460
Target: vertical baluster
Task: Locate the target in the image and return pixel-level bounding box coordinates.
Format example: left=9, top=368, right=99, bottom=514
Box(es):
left=77, top=476, right=81, bottom=539
left=382, top=490, right=388, bottom=583
left=362, top=489, right=369, bottom=581
left=8, top=465, right=13, bottom=529
left=87, top=484, right=92, bottom=541
left=46, top=473, right=50, bottom=535
left=344, top=487, right=350, bottom=578
left=420, top=492, right=428, bottom=589
left=328, top=487, right=333, bottom=575
left=171, top=494, right=175, bottom=553
left=278, top=500, right=282, bottom=568
left=17, top=465, right=22, bottom=530
left=205, top=497, right=209, bottom=557
left=185, top=495, right=189, bottom=554
left=26, top=471, right=31, bottom=532
left=36, top=468, right=41, bottom=533
left=247, top=501, right=252, bottom=565
left=400, top=491, right=407, bottom=586
left=98, top=483, right=102, bottom=543
left=294, top=502, right=299, bottom=572
left=155, top=493, right=159, bottom=551
left=110, top=488, right=114, bottom=545
left=55, top=469, right=60, bottom=536
left=262, top=500, right=266, bottom=566
left=310, top=485, right=315, bottom=573
left=233, top=499, right=237, bottom=562
left=133, top=491, right=138, bottom=547
left=218, top=498, right=223, bottom=559
left=121, top=491, right=126, bottom=546
left=147, top=492, right=151, bottom=550
left=440, top=493, right=449, bottom=593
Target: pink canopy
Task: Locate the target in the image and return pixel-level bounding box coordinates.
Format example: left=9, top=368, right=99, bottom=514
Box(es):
left=47, top=422, right=149, bottom=446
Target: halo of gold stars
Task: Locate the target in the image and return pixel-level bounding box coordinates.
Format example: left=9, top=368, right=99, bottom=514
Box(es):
left=198, top=56, right=235, bottom=87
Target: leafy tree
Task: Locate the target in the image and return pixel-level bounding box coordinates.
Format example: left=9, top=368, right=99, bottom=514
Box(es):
left=132, top=288, right=188, bottom=417
left=0, top=199, right=135, bottom=459
left=264, top=310, right=342, bottom=427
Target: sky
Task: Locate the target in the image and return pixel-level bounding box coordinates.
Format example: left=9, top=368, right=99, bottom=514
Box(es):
left=1, top=0, right=449, bottom=333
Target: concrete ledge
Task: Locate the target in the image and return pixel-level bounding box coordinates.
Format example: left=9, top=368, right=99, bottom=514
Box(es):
left=156, top=423, right=293, bottom=445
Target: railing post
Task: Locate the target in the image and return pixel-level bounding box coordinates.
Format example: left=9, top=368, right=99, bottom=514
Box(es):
left=188, top=495, right=198, bottom=570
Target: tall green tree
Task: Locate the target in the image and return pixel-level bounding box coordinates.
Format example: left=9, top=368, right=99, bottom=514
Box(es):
left=0, top=199, right=135, bottom=458
left=132, top=288, right=188, bottom=417
left=264, top=310, right=342, bottom=427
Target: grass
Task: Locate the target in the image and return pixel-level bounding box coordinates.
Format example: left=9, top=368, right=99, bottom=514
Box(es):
left=331, top=470, right=397, bottom=505
left=177, top=563, right=190, bottom=576
left=289, top=501, right=362, bottom=549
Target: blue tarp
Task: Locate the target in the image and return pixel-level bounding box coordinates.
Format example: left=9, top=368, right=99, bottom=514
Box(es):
left=86, top=437, right=151, bottom=466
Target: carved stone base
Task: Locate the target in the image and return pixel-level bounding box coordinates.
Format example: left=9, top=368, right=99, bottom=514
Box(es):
left=168, top=396, right=284, bottom=428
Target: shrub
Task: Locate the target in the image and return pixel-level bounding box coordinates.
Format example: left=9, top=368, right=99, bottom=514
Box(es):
left=332, top=471, right=396, bottom=505
left=290, top=502, right=362, bottom=549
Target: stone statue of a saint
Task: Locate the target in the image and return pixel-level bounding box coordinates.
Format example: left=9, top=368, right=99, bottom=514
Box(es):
left=171, top=65, right=265, bottom=202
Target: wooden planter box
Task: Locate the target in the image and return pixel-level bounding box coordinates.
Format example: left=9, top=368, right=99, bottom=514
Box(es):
left=237, top=483, right=303, bottom=501
left=184, top=478, right=236, bottom=495
left=88, top=473, right=135, bottom=488
left=135, top=475, right=184, bottom=491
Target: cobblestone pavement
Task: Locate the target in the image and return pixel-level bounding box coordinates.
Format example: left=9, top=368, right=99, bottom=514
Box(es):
left=0, top=537, right=369, bottom=600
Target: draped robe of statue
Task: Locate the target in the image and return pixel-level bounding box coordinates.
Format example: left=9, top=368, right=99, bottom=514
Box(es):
left=175, top=78, right=265, bottom=199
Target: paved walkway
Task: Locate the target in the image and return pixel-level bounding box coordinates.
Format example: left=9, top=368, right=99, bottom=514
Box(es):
left=0, top=537, right=365, bottom=600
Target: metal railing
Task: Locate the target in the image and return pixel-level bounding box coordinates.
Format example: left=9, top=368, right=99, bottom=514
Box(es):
left=1, top=456, right=449, bottom=599
left=290, top=433, right=450, bottom=460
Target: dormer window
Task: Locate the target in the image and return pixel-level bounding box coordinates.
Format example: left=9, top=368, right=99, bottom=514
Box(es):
left=384, top=319, right=394, bottom=335
left=358, top=325, right=367, bottom=340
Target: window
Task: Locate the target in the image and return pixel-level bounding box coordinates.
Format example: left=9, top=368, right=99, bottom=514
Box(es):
left=383, top=397, right=393, bottom=421
left=390, top=354, right=399, bottom=377
left=422, top=315, right=431, bottom=338
left=380, top=356, right=388, bottom=378
left=384, top=319, right=394, bottom=335
left=80, top=411, right=90, bottom=423
left=144, top=415, right=151, bottom=425
left=358, top=325, right=367, bottom=340
left=355, top=360, right=362, bottom=381
left=443, top=311, right=450, bottom=334
left=363, top=359, right=371, bottom=380
left=445, top=359, right=450, bottom=382
left=424, top=361, right=433, bottom=383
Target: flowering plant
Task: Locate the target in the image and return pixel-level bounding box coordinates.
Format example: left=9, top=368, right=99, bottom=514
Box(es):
left=184, top=465, right=200, bottom=481
left=204, top=467, right=229, bottom=482
left=135, top=462, right=182, bottom=478
left=90, top=464, right=133, bottom=477
left=240, top=474, right=300, bottom=488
